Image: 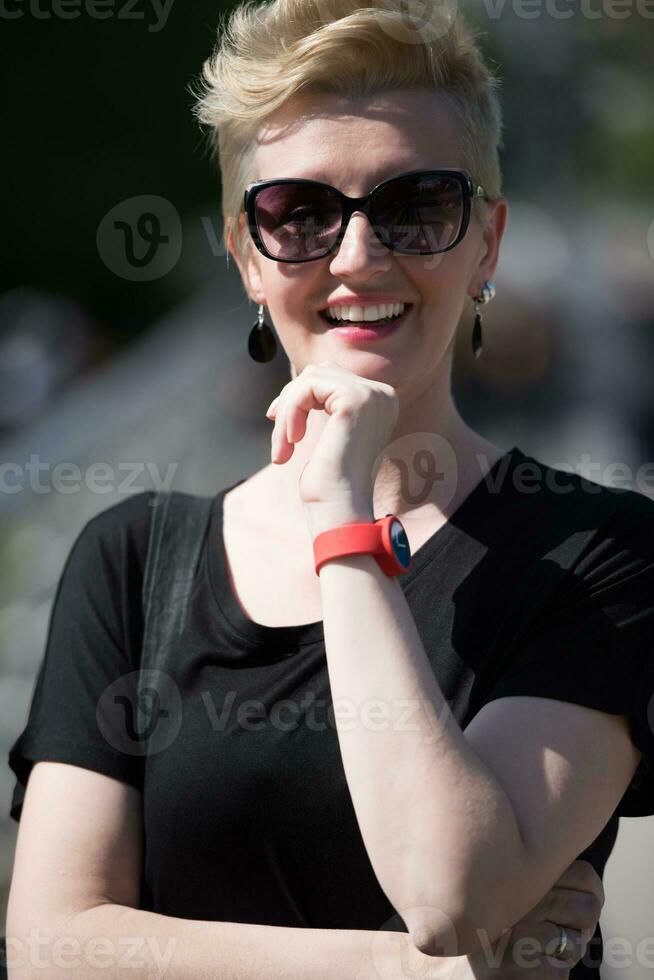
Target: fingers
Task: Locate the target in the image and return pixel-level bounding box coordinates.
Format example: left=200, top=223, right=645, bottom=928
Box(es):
left=268, top=382, right=319, bottom=463
left=543, top=885, right=602, bottom=943
left=265, top=396, right=280, bottom=419
left=264, top=361, right=397, bottom=471
left=507, top=920, right=584, bottom=969
left=535, top=886, right=600, bottom=967
left=271, top=397, right=293, bottom=464
left=267, top=373, right=345, bottom=464
left=553, top=859, right=605, bottom=907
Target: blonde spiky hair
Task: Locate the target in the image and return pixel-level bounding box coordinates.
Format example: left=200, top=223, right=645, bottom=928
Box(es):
left=190, top=0, right=504, bottom=268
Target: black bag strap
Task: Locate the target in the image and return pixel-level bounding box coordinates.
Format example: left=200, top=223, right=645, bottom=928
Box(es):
left=0, top=493, right=216, bottom=979
left=137, top=490, right=214, bottom=748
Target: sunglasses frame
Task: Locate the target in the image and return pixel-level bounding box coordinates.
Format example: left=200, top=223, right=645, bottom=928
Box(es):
left=242, top=167, right=490, bottom=264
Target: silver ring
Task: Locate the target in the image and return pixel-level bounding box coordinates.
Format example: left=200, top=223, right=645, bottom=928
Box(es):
left=553, top=925, right=568, bottom=958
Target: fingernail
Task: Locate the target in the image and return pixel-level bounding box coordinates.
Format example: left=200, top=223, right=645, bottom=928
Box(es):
left=265, top=397, right=279, bottom=418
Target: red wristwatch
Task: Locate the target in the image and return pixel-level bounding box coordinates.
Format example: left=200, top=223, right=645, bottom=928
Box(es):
left=313, top=514, right=412, bottom=577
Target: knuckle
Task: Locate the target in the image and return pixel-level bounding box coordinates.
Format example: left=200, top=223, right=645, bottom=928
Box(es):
left=578, top=860, right=601, bottom=891
left=337, top=400, right=357, bottom=419
left=583, top=892, right=603, bottom=923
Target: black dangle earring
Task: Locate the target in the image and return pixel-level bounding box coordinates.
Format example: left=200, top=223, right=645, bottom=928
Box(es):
left=248, top=303, right=277, bottom=363
left=471, top=280, right=496, bottom=359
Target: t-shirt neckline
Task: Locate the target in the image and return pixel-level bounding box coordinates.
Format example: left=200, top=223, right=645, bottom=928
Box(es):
left=207, top=445, right=524, bottom=649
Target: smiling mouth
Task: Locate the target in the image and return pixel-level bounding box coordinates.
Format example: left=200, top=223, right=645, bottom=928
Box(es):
left=318, top=303, right=413, bottom=327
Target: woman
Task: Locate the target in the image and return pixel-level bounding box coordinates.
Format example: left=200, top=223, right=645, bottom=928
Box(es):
left=6, top=2, right=654, bottom=978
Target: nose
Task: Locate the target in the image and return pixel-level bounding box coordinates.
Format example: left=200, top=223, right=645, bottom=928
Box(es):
left=327, top=210, right=393, bottom=278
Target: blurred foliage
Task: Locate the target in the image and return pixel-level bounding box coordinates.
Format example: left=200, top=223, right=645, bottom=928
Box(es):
left=1, top=0, right=652, bottom=344
left=1, top=0, right=230, bottom=344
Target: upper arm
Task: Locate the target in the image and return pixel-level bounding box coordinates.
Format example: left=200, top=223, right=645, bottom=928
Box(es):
left=463, top=695, right=642, bottom=921
left=7, top=760, right=143, bottom=935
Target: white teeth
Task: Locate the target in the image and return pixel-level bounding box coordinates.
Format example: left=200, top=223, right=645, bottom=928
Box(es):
left=325, top=302, right=407, bottom=323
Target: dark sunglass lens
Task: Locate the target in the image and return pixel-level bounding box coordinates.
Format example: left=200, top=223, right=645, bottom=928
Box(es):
left=373, top=174, right=464, bottom=253
left=254, top=183, right=342, bottom=260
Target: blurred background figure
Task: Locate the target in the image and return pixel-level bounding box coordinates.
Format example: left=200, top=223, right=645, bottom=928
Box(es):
left=1, top=1, right=653, bottom=976
left=0, top=288, right=99, bottom=439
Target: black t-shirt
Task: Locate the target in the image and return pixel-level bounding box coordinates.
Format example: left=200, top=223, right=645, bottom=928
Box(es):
left=7, top=445, right=654, bottom=977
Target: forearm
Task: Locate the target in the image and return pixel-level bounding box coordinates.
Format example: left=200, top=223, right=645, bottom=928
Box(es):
left=9, top=902, right=446, bottom=980
left=318, top=549, right=528, bottom=955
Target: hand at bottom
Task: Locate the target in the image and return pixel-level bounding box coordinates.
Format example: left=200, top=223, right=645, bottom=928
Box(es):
left=455, top=858, right=604, bottom=979
left=376, top=859, right=603, bottom=980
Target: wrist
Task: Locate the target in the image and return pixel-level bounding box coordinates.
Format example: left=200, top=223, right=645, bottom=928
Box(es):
left=304, top=501, right=375, bottom=541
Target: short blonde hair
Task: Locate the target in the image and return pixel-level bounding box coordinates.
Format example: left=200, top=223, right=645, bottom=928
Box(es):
left=191, top=0, right=504, bottom=269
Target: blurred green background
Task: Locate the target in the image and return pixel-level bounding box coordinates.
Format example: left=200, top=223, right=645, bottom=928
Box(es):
left=1, top=1, right=652, bottom=359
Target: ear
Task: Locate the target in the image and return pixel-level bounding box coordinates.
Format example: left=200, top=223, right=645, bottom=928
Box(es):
left=227, top=212, right=266, bottom=305
left=471, top=196, right=509, bottom=295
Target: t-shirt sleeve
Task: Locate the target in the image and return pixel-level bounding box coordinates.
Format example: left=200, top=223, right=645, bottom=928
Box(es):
left=7, top=491, right=155, bottom=823
left=476, top=499, right=654, bottom=819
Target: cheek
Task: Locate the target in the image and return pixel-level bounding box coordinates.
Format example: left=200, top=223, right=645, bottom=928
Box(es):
left=417, top=250, right=476, bottom=307
left=271, top=279, right=322, bottom=323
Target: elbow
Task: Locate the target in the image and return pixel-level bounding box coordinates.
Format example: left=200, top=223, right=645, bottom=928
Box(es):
left=403, top=883, right=513, bottom=959
left=407, top=912, right=486, bottom=959
left=402, top=833, right=532, bottom=959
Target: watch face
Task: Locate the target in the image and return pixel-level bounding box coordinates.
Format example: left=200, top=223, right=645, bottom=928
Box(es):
left=389, top=519, right=411, bottom=569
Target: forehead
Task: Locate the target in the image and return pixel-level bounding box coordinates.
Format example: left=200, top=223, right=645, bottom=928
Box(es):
left=253, top=88, right=462, bottom=192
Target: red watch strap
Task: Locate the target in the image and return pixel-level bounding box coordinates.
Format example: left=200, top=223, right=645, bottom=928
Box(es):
left=314, top=520, right=384, bottom=576
left=313, top=515, right=411, bottom=577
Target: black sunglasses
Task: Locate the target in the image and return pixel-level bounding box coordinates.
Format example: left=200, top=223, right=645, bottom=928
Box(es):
left=242, top=168, right=490, bottom=264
